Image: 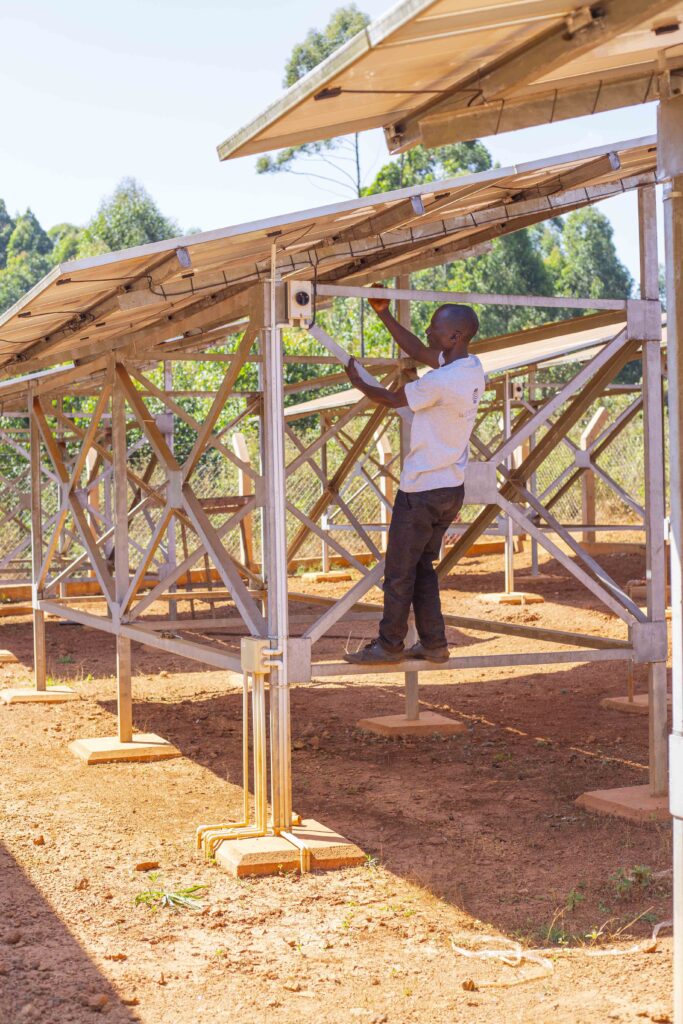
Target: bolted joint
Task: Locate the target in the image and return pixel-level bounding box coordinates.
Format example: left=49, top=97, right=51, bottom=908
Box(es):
left=563, top=5, right=604, bottom=40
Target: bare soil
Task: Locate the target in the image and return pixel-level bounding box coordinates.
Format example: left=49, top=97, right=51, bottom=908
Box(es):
left=0, top=544, right=673, bottom=1024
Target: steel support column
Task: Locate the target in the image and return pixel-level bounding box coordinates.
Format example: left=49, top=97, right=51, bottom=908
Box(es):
left=660, top=93, right=683, bottom=1019
left=29, top=394, right=46, bottom=691
left=262, top=255, right=291, bottom=831
left=639, top=185, right=668, bottom=797
left=112, top=367, right=133, bottom=743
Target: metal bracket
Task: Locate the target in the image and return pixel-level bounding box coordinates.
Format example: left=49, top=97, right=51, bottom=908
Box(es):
left=287, top=637, right=312, bottom=684
left=156, top=413, right=174, bottom=435
left=629, top=620, right=668, bottom=664
left=658, top=94, right=683, bottom=178
left=167, top=470, right=182, bottom=509
left=464, top=461, right=498, bottom=505
left=626, top=299, right=662, bottom=341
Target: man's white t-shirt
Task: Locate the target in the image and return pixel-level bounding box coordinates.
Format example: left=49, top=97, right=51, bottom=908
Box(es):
left=400, top=353, right=485, bottom=493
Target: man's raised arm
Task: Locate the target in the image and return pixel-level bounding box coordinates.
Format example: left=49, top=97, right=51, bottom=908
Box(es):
left=344, top=358, right=408, bottom=409
left=368, top=285, right=441, bottom=369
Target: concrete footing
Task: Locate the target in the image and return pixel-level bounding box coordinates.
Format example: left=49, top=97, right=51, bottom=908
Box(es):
left=215, top=818, right=365, bottom=877
left=69, top=732, right=181, bottom=765
left=481, top=592, right=545, bottom=606
left=600, top=693, right=672, bottom=715
left=575, top=784, right=670, bottom=822
left=357, top=710, right=467, bottom=737
left=0, top=686, right=78, bottom=704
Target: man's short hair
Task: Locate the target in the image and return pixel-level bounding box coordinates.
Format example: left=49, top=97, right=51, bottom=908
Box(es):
left=435, top=303, right=479, bottom=342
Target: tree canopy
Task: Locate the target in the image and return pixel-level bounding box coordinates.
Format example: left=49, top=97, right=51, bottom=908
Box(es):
left=0, top=180, right=180, bottom=315
left=257, top=5, right=371, bottom=197
left=363, top=142, right=492, bottom=194
left=283, top=4, right=369, bottom=87
left=78, top=178, right=179, bottom=257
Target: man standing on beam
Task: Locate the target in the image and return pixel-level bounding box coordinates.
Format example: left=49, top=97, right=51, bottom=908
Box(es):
left=344, top=294, right=484, bottom=666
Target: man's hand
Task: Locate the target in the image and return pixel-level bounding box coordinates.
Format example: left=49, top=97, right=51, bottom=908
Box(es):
left=343, top=357, right=408, bottom=409
left=367, top=281, right=390, bottom=315
left=344, top=356, right=363, bottom=387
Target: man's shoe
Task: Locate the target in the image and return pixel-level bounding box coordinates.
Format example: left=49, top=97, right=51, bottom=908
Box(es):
left=405, top=641, right=450, bottom=663
left=344, top=639, right=405, bottom=665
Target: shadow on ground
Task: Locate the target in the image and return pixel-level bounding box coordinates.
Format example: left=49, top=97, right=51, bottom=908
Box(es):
left=0, top=843, right=139, bottom=1024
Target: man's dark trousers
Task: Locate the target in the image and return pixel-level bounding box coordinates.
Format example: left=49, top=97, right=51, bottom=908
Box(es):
left=379, top=485, right=464, bottom=652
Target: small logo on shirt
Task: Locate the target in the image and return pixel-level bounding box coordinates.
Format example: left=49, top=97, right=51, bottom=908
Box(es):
left=472, top=387, right=480, bottom=404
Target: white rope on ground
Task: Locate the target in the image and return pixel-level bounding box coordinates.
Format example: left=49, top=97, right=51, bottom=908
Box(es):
left=450, top=920, right=673, bottom=989
left=450, top=935, right=553, bottom=988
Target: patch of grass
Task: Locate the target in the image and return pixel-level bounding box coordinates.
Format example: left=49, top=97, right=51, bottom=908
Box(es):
left=545, top=925, right=571, bottom=946
left=610, top=865, right=653, bottom=900
left=134, top=872, right=207, bottom=912
left=295, top=563, right=320, bottom=576
left=565, top=885, right=586, bottom=912
left=57, top=654, right=74, bottom=665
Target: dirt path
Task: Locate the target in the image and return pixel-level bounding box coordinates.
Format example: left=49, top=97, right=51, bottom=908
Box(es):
left=0, top=545, right=673, bottom=1023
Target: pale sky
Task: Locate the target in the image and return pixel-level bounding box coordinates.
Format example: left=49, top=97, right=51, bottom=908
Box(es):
left=0, top=0, right=662, bottom=282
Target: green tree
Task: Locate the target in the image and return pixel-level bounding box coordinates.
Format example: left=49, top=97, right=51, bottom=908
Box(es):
left=0, top=250, right=51, bottom=314
left=363, top=142, right=492, bottom=194
left=77, top=178, right=179, bottom=256
left=284, top=4, right=369, bottom=85
left=257, top=6, right=371, bottom=197
left=0, top=200, right=14, bottom=270
left=0, top=208, right=53, bottom=315
left=539, top=207, right=636, bottom=381
left=553, top=207, right=632, bottom=301
left=49, top=222, right=84, bottom=264
left=445, top=230, right=554, bottom=338
left=6, top=209, right=52, bottom=261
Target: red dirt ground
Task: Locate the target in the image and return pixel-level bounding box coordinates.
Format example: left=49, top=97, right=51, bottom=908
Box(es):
left=0, top=543, right=673, bottom=1023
